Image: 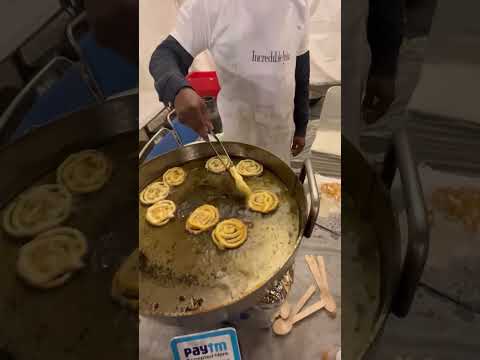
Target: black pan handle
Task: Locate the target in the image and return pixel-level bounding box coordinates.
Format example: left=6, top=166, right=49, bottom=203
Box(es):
left=383, top=129, right=430, bottom=317
left=299, top=158, right=320, bottom=238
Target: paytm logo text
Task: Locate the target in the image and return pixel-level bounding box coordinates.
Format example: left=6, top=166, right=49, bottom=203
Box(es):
left=184, top=342, right=228, bottom=358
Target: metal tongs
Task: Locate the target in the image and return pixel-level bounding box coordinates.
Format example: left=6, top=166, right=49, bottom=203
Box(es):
left=206, top=131, right=233, bottom=170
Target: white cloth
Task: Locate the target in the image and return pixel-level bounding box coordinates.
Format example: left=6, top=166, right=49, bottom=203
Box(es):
left=172, top=0, right=310, bottom=164
left=174, top=0, right=216, bottom=72
left=341, top=0, right=370, bottom=147
left=309, top=0, right=341, bottom=85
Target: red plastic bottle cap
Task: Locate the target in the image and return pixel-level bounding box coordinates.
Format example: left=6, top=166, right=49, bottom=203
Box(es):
left=187, top=71, right=221, bottom=98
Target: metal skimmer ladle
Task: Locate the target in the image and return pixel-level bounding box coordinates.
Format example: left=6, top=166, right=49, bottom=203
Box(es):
left=206, top=131, right=233, bottom=170
left=206, top=131, right=253, bottom=197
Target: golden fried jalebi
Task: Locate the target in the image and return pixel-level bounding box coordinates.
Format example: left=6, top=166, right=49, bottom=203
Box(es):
left=112, top=249, right=139, bottom=310
left=3, top=184, right=72, bottom=238
left=163, top=167, right=186, bottom=186
left=320, top=183, right=341, bottom=202
left=139, top=181, right=170, bottom=205
left=145, top=200, right=176, bottom=226
left=16, top=227, right=88, bottom=289
left=211, top=218, right=248, bottom=250
left=236, top=159, right=263, bottom=177
left=432, top=186, right=480, bottom=232
left=205, top=155, right=232, bottom=173
left=57, top=150, right=112, bottom=193
left=228, top=166, right=252, bottom=197
left=186, top=204, right=220, bottom=234
left=247, top=190, right=279, bottom=214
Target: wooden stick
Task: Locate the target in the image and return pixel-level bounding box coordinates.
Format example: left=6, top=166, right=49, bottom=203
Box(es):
left=305, top=255, right=326, bottom=292
left=290, top=284, right=316, bottom=320
left=316, top=256, right=331, bottom=290
left=292, top=299, right=326, bottom=323
left=305, top=255, right=337, bottom=316
left=317, top=255, right=337, bottom=314
left=271, top=309, right=281, bottom=322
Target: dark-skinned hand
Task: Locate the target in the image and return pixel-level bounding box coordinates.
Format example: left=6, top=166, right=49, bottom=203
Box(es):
left=291, top=136, right=306, bottom=156
left=174, top=87, right=213, bottom=139
left=362, top=74, right=395, bottom=124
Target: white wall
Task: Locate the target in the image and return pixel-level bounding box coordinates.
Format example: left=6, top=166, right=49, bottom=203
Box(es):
left=139, top=0, right=215, bottom=127
left=139, top=0, right=176, bottom=127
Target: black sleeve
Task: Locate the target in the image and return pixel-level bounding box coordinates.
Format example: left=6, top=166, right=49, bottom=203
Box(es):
left=149, top=35, right=195, bottom=105
left=293, top=52, right=310, bottom=138
left=368, top=0, right=404, bottom=76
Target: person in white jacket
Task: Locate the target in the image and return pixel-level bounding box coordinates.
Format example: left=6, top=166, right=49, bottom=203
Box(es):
left=149, top=0, right=312, bottom=164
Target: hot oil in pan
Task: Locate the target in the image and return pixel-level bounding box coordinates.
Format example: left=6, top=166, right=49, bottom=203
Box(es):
left=0, top=134, right=138, bottom=360
left=139, top=157, right=300, bottom=316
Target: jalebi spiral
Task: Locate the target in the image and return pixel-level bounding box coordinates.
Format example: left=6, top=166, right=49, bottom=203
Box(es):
left=57, top=150, right=112, bottom=193
left=3, top=184, right=72, bottom=238
left=139, top=181, right=170, bottom=205
left=205, top=155, right=232, bottom=173
left=211, top=219, right=248, bottom=250
left=247, top=190, right=279, bottom=214
left=163, top=167, right=187, bottom=186
left=16, top=227, right=88, bottom=289
left=145, top=200, right=176, bottom=226
left=186, top=204, right=220, bottom=234
left=236, top=159, right=263, bottom=177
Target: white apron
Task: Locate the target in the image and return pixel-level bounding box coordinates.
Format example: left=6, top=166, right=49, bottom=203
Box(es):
left=172, top=0, right=309, bottom=163
left=210, top=1, right=309, bottom=164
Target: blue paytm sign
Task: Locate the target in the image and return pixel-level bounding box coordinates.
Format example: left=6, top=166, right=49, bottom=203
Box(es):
left=170, top=328, right=241, bottom=360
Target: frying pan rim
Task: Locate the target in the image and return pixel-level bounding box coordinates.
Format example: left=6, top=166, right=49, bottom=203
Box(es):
left=138, top=141, right=308, bottom=319
left=343, top=137, right=402, bottom=360
left=354, top=195, right=401, bottom=360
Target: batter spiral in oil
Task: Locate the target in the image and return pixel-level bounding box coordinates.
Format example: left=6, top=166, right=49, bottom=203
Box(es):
left=3, top=184, right=72, bottom=238
left=211, top=218, right=248, bottom=250
left=145, top=200, right=176, bottom=226
left=247, top=190, right=279, bottom=214
left=16, top=227, right=87, bottom=289
left=236, top=159, right=263, bottom=177
left=139, top=181, right=170, bottom=205
left=163, top=167, right=186, bottom=186
left=57, top=150, right=112, bottom=193
left=205, top=155, right=232, bottom=173
left=186, top=204, right=220, bottom=234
